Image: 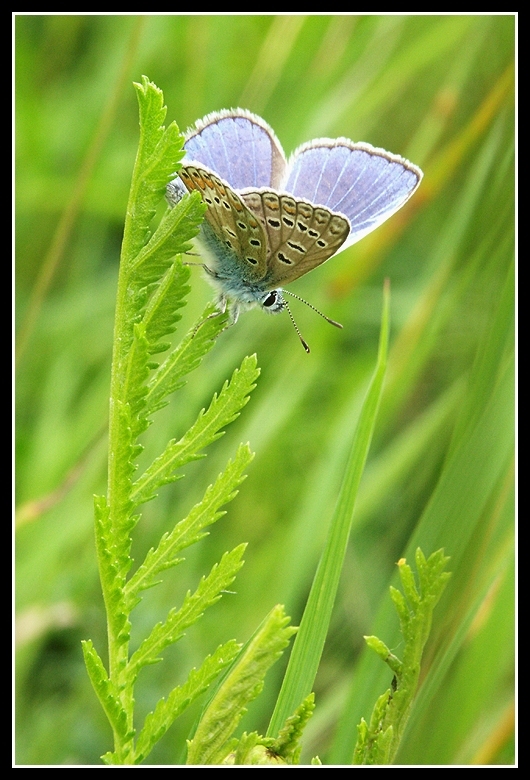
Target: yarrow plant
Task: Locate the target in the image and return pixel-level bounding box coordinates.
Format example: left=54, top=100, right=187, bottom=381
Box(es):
left=81, top=76, right=304, bottom=765
left=82, top=77, right=450, bottom=765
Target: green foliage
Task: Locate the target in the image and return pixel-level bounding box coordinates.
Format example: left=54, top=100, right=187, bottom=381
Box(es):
left=16, top=16, right=514, bottom=766
left=187, top=605, right=298, bottom=765
left=268, top=280, right=390, bottom=737
left=131, top=356, right=258, bottom=507
left=144, top=301, right=225, bottom=413
left=216, top=694, right=318, bottom=765
left=77, top=77, right=278, bottom=765
left=125, top=444, right=253, bottom=604
left=353, top=549, right=451, bottom=764
left=133, top=640, right=241, bottom=764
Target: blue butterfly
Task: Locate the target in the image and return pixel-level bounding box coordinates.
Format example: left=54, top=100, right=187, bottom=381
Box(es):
left=167, top=109, right=422, bottom=350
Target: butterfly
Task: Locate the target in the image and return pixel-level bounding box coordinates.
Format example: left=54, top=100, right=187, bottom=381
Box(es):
left=167, top=109, right=422, bottom=351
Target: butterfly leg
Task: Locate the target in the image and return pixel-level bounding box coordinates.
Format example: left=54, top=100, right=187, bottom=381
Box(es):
left=227, top=301, right=240, bottom=325
left=207, top=294, right=240, bottom=327
left=187, top=293, right=233, bottom=341
left=182, top=260, right=217, bottom=274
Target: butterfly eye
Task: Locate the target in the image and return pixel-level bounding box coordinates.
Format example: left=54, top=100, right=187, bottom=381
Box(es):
left=260, top=291, right=285, bottom=313
left=263, top=292, right=278, bottom=307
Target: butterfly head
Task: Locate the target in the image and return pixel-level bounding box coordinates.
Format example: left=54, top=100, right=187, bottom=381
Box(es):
left=256, top=288, right=342, bottom=354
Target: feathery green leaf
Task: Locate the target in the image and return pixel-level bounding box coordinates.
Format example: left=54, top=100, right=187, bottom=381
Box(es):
left=133, top=640, right=241, bottom=764
left=123, top=77, right=186, bottom=260
left=82, top=640, right=130, bottom=740
left=187, top=605, right=297, bottom=765
left=127, top=546, right=246, bottom=682
left=129, top=192, right=205, bottom=288
left=125, top=444, right=254, bottom=606
left=145, top=302, right=229, bottom=415
left=353, top=548, right=451, bottom=764
left=142, top=261, right=191, bottom=355
left=133, top=355, right=259, bottom=506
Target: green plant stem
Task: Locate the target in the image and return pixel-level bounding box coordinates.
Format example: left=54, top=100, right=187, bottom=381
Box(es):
left=100, top=133, right=150, bottom=757
left=104, top=284, right=132, bottom=758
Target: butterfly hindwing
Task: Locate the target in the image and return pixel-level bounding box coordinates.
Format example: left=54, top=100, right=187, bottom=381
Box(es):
left=242, top=190, right=350, bottom=286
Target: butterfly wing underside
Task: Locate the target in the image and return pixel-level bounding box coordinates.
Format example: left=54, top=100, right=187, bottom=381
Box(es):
left=283, top=140, right=422, bottom=250
left=179, top=164, right=269, bottom=281
left=242, top=190, right=350, bottom=287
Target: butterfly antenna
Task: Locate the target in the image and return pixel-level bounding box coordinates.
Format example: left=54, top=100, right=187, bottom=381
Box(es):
left=282, top=289, right=343, bottom=329
left=283, top=300, right=311, bottom=353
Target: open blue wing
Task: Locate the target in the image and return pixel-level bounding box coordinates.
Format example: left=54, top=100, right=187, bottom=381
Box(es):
left=283, top=141, right=422, bottom=249
left=183, top=109, right=287, bottom=191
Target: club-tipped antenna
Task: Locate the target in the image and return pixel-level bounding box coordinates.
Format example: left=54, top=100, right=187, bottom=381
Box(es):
left=283, top=300, right=311, bottom=353
left=282, top=289, right=343, bottom=329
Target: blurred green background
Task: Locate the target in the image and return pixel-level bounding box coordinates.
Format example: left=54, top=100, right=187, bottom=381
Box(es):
left=15, top=15, right=515, bottom=765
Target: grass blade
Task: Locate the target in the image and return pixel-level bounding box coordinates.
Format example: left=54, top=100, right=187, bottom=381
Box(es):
left=267, top=280, right=390, bottom=737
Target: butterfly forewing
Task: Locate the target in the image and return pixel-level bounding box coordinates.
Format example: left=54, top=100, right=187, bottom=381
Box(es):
left=184, top=110, right=287, bottom=190
left=284, top=141, right=422, bottom=250
left=180, top=165, right=268, bottom=279
left=242, top=190, right=350, bottom=286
